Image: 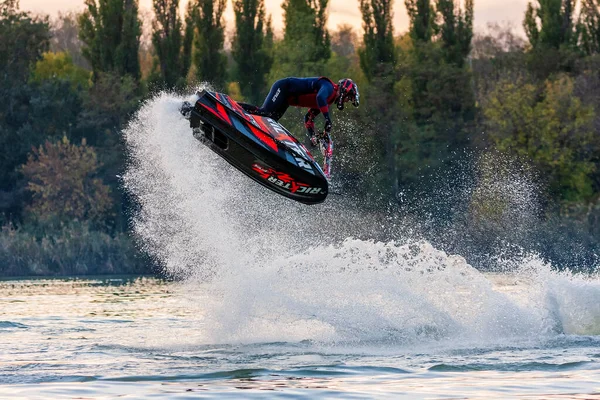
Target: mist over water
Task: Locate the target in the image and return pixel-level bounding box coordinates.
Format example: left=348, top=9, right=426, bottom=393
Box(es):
left=123, top=91, right=600, bottom=347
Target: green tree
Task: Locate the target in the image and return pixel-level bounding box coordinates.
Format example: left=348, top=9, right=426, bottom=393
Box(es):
left=331, top=24, right=358, bottom=58
left=524, top=0, right=577, bottom=50
left=579, top=0, right=600, bottom=55
left=151, top=0, right=193, bottom=88
left=482, top=76, right=597, bottom=204
left=0, top=79, right=85, bottom=210
left=436, top=0, right=473, bottom=66
left=405, top=0, right=435, bottom=44
left=0, top=1, right=52, bottom=217
left=192, top=0, right=227, bottom=88
left=404, top=0, right=475, bottom=123
left=50, top=12, right=89, bottom=69
left=182, top=1, right=195, bottom=81
left=73, top=71, right=141, bottom=232
left=79, top=0, right=142, bottom=79
left=0, top=0, right=50, bottom=110
left=21, top=136, right=112, bottom=223
left=30, top=52, right=92, bottom=90
left=232, top=0, right=273, bottom=103
left=359, top=0, right=396, bottom=80
left=523, top=0, right=580, bottom=76
left=270, top=0, right=330, bottom=78
left=357, top=0, right=401, bottom=196
left=326, top=24, right=359, bottom=76
left=397, top=0, right=475, bottom=208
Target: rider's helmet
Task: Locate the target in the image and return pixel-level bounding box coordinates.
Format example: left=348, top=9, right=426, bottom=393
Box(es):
left=336, top=78, right=360, bottom=110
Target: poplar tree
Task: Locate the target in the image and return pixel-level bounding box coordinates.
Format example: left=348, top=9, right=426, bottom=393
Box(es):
left=79, top=0, right=142, bottom=79
left=437, top=0, right=473, bottom=66
left=400, top=0, right=475, bottom=202
left=405, top=0, right=434, bottom=115
left=404, top=0, right=474, bottom=121
left=579, top=0, right=600, bottom=54
left=0, top=0, right=51, bottom=191
left=152, top=0, right=186, bottom=87
left=192, top=0, right=227, bottom=88
left=271, top=0, right=330, bottom=78
left=232, top=0, right=273, bottom=103
left=523, top=0, right=577, bottom=49
left=181, top=1, right=195, bottom=79
left=359, top=0, right=396, bottom=81
left=358, top=0, right=399, bottom=194
left=405, top=0, right=435, bottom=44
left=523, top=0, right=579, bottom=76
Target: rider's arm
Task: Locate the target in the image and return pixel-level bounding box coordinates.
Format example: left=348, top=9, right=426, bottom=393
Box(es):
left=316, top=82, right=334, bottom=134
left=304, top=108, right=320, bottom=135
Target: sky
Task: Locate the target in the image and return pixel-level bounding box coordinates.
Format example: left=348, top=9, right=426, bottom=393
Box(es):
left=20, top=0, right=528, bottom=35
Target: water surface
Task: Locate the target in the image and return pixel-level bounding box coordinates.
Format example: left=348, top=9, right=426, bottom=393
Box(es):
left=1, top=276, right=599, bottom=399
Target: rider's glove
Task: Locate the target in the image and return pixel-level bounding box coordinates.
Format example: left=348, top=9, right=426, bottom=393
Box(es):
left=305, top=110, right=319, bottom=147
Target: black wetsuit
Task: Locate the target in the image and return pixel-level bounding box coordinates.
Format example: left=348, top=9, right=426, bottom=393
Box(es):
left=240, top=77, right=338, bottom=126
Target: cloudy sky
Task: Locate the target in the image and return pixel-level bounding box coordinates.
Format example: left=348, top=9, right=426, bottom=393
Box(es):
left=20, top=0, right=528, bottom=34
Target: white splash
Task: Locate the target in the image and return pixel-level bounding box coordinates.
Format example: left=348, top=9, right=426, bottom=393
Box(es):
left=123, top=92, right=600, bottom=346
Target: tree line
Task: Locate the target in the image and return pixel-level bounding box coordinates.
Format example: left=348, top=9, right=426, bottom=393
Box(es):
left=0, top=0, right=599, bottom=275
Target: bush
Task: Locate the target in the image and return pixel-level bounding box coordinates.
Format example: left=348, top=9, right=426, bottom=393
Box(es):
left=0, top=222, right=151, bottom=277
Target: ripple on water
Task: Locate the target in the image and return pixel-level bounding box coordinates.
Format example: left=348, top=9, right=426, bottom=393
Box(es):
left=428, top=360, right=593, bottom=372
left=0, top=321, right=28, bottom=329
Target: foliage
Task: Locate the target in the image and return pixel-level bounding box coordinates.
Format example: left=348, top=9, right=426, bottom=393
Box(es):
left=227, top=81, right=244, bottom=102
left=30, top=52, right=92, bottom=90
left=232, top=0, right=274, bottom=104
left=404, top=0, right=475, bottom=122
left=331, top=24, right=358, bottom=58
left=359, top=0, right=397, bottom=80
left=79, top=0, right=142, bottom=79
left=269, top=0, right=330, bottom=79
left=523, top=0, right=582, bottom=76
left=471, top=25, right=529, bottom=147
left=0, top=1, right=50, bottom=90
left=483, top=76, right=597, bottom=204
left=0, top=2, right=52, bottom=194
left=182, top=1, right=195, bottom=82
left=50, top=12, right=89, bottom=69
left=192, top=0, right=227, bottom=89
left=21, top=136, right=112, bottom=223
left=357, top=0, right=400, bottom=196
left=151, top=0, right=191, bottom=88
left=0, top=222, right=149, bottom=276
left=1, top=80, right=84, bottom=207
left=398, top=0, right=475, bottom=200
left=76, top=72, right=140, bottom=137
left=406, top=0, right=435, bottom=43
left=325, top=25, right=360, bottom=77
left=436, top=0, right=473, bottom=66
left=579, top=0, right=600, bottom=55
left=523, top=0, right=577, bottom=50
left=471, top=23, right=526, bottom=59
left=74, top=72, right=141, bottom=233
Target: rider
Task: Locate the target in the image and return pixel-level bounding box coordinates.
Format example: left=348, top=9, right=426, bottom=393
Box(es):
left=239, top=77, right=359, bottom=147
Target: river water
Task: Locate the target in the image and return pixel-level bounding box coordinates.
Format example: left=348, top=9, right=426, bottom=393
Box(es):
left=2, top=93, right=599, bottom=398
left=0, top=275, right=599, bottom=399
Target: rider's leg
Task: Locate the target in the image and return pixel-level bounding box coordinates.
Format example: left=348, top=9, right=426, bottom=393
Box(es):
left=240, top=79, right=291, bottom=121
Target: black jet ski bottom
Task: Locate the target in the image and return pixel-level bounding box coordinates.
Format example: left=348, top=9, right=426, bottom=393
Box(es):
left=184, top=90, right=329, bottom=205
